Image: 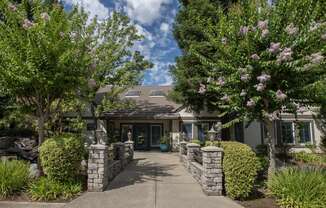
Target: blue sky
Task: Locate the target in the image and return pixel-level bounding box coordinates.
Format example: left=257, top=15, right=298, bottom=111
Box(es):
left=63, top=0, right=181, bottom=86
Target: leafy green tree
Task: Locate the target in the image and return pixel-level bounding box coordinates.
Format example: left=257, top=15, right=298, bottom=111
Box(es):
left=173, top=0, right=326, bottom=174
left=0, top=0, right=152, bottom=145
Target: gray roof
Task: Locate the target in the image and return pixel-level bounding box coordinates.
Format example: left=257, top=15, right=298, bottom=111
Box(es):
left=97, top=85, right=183, bottom=119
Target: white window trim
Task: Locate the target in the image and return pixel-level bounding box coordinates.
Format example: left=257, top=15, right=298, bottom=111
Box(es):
left=297, top=121, right=313, bottom=145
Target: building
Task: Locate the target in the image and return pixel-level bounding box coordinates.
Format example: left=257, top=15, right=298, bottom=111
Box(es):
left=87, top=85, right=324, bottom=152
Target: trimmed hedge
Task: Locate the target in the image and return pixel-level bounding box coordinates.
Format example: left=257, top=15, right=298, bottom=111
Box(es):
left=0, top=160, right=29, bottom=198
left=268, top=167, right=326, bottom=208
left=39, top=134, right=85, bottom=182
left=206, top=141, right=261, bottom=199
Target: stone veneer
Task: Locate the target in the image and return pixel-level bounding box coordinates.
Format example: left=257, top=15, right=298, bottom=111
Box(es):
left=88, top=141, right=134, bottom=192
left=180, top=143, right=223, bottom=196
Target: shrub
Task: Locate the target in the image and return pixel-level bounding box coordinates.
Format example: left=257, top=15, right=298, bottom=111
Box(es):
left=268, top=167, right=326, bottom=208
left=292, top=152, right=326, bottom=166
left=28, top=177, right=82, bottom=201
left=39, top=134, right=85, bottom=182
left=0, top=160, right=29, bottom=198
left=206, top=141, right=261, bottom=199
left=191, top=139, right=206, bottom=147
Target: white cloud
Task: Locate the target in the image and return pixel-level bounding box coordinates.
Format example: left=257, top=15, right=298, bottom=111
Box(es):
left=160, top=22, right=169, bottom=33
left=143, top=61, right=174, bottom=86
left=63, top=0, right=109, bottom=20
left=125, top=0, right=172, bottom=25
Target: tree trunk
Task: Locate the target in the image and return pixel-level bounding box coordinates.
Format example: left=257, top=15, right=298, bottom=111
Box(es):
left=37, top=114, right=45, bottom=145
left=90, top=103, right=98, bottom=144
left=264, top=119, right=277, bottom=178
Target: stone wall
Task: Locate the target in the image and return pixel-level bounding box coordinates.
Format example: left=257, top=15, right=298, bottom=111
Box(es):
left=180, top=143, right=223, bottom=196
left=87, top=141, right=134, bottom=192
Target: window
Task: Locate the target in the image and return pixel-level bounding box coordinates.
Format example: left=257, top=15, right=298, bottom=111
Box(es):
left=281, top=122, right=294, bottom=144
left=181, top=123, right=193, bottom=140
left=125, top=91, right=141, bottom=97
left=149, top=90, right=166, bottom=97
left=298, top=122, right=312, bottom=144
left=197, top=123, right=210, bottom=141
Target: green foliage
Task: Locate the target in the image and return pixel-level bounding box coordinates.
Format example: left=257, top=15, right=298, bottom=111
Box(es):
left=28, top=177, right=82, bottom=201
left=160, top=136, right=170, bottom=145
left=292, top=152, right=326, bottom=166
left=191, top=139, right=206, bottom=146
left=39, top=134, right=85, bottom=182
left=0, top=160, right=29, bottom=198
left=268, top=167, right=326, bottom=208
left=206, top=141, right=261, bottom=199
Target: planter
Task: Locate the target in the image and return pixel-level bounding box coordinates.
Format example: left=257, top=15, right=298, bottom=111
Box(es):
left=160, top=144, right=169, bottom=152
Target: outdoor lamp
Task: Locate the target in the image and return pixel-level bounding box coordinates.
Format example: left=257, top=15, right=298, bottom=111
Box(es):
left=208, top=126, right=217, bottom=142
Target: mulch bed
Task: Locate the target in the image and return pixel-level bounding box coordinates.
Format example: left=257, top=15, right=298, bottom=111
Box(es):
left=239, top=197, right=279, bottom=208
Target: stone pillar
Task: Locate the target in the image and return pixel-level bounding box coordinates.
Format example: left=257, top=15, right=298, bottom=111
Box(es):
left=186, top=143, right=200, bottom=169
left=87, top=144, right=109, bottom=192
left=179, top=141, right=187, bottom=156
left=113, top=142, right=126, bottom=167
left=124, top=141, right=134, bottom=162
left=201, top=146, right=223, bottom=196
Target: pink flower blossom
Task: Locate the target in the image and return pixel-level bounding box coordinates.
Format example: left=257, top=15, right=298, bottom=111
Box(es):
left=261, top=29, right=269, bottom=38
left=257, top=72, right=271, bottom=83
left=309, top=22, right=321, bottom=32
left=247, top=99, right=256, bottom=107
left=239, top=26, right=249, bottom=36
left=255, top=83, right=266, bottom=92
left=251, top=54, right=260, bottom=60
left=41, top=12, right=50, bottom=21
left=8, top=3, right=17, bottom=12
left=221, top=95, right=230, bottom=102
left=277, top=47, right=293, bottom=63
left=268, top=42, right=281, bottom=54
left=198, top=84, right=206, bottom=94
left=276, top=90, right=287, bottom=101
left=240, top=74, right=250, bottom=82
left=22, top=19, right=34, bottom=30
left=297, top=106, right=306, bottom=114
left=217, top=77, right=225, bottom=86
left=285, top=23, right=298, bottom=36
left=257, top=20, right=268, bottom=30
left=308, top=52, right=324, bottom=64
left=240, top=90, right=247, bottom=97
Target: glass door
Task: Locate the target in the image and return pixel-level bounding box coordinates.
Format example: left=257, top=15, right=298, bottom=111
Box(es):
left=151, top=125, right=162, bottom=147
left=133, top=124, right=149, bottom=150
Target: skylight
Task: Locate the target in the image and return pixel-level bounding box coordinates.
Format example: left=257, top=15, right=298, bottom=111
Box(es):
left=125, top=90, right=141, bottom=97
left=149, top=90, right=166, bottom=97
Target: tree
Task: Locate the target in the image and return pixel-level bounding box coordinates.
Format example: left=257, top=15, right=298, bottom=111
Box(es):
left=0, top=0, right=152, bottom=146
left=173, top=0, right=326, bottom=175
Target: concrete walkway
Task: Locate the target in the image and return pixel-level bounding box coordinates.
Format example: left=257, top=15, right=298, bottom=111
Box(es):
left=65, top=152, right=243, bottom=208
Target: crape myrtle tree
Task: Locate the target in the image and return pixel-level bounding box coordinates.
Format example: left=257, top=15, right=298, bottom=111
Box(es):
left=0, top=0, right=152, bottom=145
left=188, top=0, right=326, bottom=174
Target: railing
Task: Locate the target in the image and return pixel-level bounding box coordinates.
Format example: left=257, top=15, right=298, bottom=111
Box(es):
left=193, top=148, right=203, bottom=164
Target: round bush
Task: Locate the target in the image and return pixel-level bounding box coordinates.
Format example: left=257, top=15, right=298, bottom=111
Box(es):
left=206, top=141, right=260, bottom=199
left=39, top=134, right=85, bottom=182
left=0, top=160, right=29, bottom=198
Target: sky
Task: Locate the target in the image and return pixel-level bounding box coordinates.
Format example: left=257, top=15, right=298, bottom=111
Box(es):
left=63, top=0, right=181, bottom=86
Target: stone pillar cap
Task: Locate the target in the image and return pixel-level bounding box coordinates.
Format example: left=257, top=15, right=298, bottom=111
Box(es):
left=180, top=141, right=188, bottom=144
left=202, top=146, right=223, bottom=152
left=124, top=141, right=134, bottom=144
left=89, top=144, right=108, bottom=150
left=186, top=143, right=200, bottom=147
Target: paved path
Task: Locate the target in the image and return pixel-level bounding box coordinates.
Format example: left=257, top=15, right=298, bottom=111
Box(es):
left=65, top=152, right=243, bottom=208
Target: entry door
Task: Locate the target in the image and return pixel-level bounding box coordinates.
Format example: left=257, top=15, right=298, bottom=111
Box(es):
left=133, top=124, right=149, bottom=150
left=151, top=125, right=162, bottom=147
